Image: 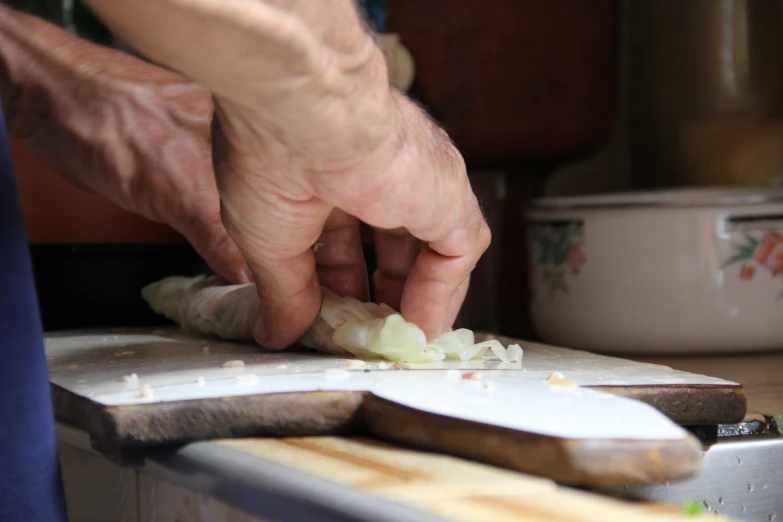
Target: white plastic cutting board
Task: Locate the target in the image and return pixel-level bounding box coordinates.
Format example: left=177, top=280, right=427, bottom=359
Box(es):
left=46, top=329, right=737, bottom=443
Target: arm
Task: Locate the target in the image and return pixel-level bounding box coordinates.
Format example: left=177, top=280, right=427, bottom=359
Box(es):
left=84, top=0, right=491, bottom=349
left=0, top=5, right=249, bottom=282
left=82, top=0, right=393, bottom=167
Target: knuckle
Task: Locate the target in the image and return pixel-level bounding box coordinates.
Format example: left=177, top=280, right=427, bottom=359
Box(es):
left=476, top=221, right=492, bottom=251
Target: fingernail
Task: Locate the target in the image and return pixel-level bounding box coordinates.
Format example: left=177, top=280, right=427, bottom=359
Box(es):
left=234, top=266, right=251, bottom=284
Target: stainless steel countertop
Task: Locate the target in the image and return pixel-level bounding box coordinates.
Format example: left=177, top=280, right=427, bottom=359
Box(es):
left=604, top=432, right=783, bottom=522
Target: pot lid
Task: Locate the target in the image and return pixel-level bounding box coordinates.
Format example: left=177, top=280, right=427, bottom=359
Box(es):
left=532, top=187, right=783, bottom=210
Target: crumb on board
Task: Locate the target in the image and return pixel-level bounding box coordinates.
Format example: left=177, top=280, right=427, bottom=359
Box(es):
left=223, top=360, right=245, bottom=369
left=392, top=363, right=410, bottom=370
left=312, top=242, right=326, bottom=253
left=462, top=372, right=482, bottom=381
left=547, top=371, right=577, bottom=387
left=377, top=362, right=392, bottom=370
left=234, top=374, right=260, bottom=385
left=139, top=385, right=154, bottom=399
left=114, top=350, right=135, bottom=357
left=67, top=364, right=78, bottom=369
left=122, top=373, right=139, bottom=387
left=343, top=359, right=367, bottom=370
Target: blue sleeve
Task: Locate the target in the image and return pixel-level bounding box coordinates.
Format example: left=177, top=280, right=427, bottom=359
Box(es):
left=0, top=108, right=67, bottom=521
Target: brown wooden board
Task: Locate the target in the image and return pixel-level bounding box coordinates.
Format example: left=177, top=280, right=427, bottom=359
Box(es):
left=52, top=385, right=702, bottom=486
left=47, top=330, right=745, bottom=485
left=631, top=352, right=783, bottom=418
left=483, top=334, right=747, bottom=426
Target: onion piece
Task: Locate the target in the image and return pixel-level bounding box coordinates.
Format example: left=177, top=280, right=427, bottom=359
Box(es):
left=143, top=275, right=527, bottom=365
left=470, top=340, right=510, bottom=362
left=507, top=343, right=524, bottom=362
left=455, top=343, right=489, bottom=361
left=320, top=289, right=376, bottom=327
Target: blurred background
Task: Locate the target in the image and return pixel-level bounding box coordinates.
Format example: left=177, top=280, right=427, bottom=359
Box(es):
left=7, top=0, right=783, bottom=338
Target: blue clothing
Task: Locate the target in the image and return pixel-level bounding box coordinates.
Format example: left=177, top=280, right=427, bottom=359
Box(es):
left=0, top=108, right=67, bottom=520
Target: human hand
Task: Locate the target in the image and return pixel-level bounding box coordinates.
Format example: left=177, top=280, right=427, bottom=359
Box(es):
left=212, top=90, right=490, bottom=349
left=84, top=0, right=491, bottom=349
left=0, top=8, right=249, bottom=282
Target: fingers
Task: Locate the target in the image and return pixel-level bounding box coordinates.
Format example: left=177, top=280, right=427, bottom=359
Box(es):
left=212, top=110, right=330, bottom=350
left=326, top=96, right=491, bottom=339
left=177, top=211, right=252, bottom=284
left=401, top=186, right=490, bottom=338
left=372, top=228, right=419, bottom=310
left=444, top=274, right=470, bottom=331
left=314, top=209, right=369, bottom=301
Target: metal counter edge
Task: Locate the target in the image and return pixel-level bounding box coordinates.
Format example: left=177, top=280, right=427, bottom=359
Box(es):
left=144, top=441, right=451, bottom=522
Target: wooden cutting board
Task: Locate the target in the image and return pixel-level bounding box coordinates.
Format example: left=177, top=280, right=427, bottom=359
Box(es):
left=46, top=329, right=746, bottom=486
left=632, top=352, right=783, bottom=418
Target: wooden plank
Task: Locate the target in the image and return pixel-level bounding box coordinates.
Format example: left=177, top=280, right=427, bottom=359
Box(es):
left=216, top=437, right=730, bottom=522
left=591, top=385, right=746, bottom=425
left=361, top=396, right=703, bottom=486
left=632, top=352, right=783, bottom=417
left=482, top=334, right=747, bottom=425
left=52, top=383, right=702, bottom=485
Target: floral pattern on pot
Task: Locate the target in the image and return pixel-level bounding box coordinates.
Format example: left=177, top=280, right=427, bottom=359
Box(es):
left=530, top=221, right=585, bottom=295
left=724, top=231, right=783, bottom=297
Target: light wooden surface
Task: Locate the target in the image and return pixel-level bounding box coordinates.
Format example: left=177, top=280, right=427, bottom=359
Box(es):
left=217, top=436, right=729, bottom=522
left=633, top=352, right=783, bottom=416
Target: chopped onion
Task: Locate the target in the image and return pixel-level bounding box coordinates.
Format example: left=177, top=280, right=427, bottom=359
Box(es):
left=469, top=340, right=511, bottom=362
left=507, top=343, right=524, bottom=362
left=319, top=288, right=376, bottom=327
left=143, top=275, right=527, bottom=365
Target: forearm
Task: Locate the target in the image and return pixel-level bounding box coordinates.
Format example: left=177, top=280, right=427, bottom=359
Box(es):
left=0, top=5, right=88, bottom=137
left=83, top=0, right=395, bottom=167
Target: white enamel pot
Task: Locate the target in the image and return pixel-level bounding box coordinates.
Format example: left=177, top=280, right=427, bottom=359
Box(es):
left=526, top=188, right=783, bottom=354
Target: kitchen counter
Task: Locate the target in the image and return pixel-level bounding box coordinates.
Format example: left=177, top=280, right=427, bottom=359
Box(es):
left=57, top=423, right=723, bottom=522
